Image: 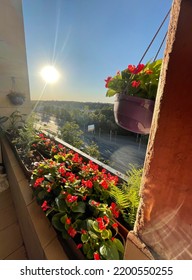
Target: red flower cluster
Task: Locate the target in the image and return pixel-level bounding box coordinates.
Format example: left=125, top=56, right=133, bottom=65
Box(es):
left=127, top=63, right=145, bottom=74
left=34, top=177, right=44, bottom=187
left=66, top=194, right=78, bottom=203
left=67, top=226, right=77, bottom=238
left=41, top=200, right=50, bottom=211
left=110, top=202, right=120, bottom=218
left=96, top=216, right=110, bottom=230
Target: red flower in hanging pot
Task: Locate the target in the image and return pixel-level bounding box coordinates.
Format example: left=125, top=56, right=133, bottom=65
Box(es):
left=134, top=63, right=145, bottom=74
left=104, top=76, right=113, bottom=88
left=131, top=80, right=141, bottom=88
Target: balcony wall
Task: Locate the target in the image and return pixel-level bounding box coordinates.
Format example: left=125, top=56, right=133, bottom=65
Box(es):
left=0, top=0, right=31, bottom=117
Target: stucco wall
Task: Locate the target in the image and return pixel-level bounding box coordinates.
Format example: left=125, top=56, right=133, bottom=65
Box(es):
left=0, top=0, right=31, bottom=117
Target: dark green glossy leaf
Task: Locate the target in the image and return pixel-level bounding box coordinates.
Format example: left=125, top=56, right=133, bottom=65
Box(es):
left=51, top=213, right=65, bottom=231
left=99, top=240, right=120, bottom=260
left=71, top=201, right=86, bottom=213
left=55, top=197, right=67, bottom=211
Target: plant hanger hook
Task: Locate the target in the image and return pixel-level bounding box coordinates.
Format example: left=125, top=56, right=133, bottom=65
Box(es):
left=11, top=76, right=16, bottom=92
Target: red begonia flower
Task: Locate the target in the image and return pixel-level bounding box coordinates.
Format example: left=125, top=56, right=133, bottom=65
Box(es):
left=66, top=217, right=71, bottom=225
left=41, top=200, right=50, bottom=211
left=94, top=252, right=100, bottom=260
left=134, top=64, right=145, bottom=74
left=131, top=80, right=140, bottom=88
left=66, top=194, right=78, bottom=203
left=100, top=180, right=108, bottom=189
left=128, top=65, right=136, bottom=73
left=104, top=76, right=113, bottom=88
left=110, top=202, right=120, bottom=218
left=34, top=177, right=44, bottom=187
left=76, top=243, right=83, bottom=249
left=67, top=226, right=77, bottom=238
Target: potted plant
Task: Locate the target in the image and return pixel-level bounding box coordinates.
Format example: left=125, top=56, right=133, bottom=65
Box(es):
left=105, top=59, right=162, bottom=134
left=7, top=90, right=26, bottom=105
left=30, top=150, right=126, bottom=260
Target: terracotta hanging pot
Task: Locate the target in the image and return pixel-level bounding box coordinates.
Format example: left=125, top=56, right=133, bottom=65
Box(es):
left=114, top=93, right=155, bottom=134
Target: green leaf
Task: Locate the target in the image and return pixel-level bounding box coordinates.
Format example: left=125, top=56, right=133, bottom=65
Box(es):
left=71, top=201, right=86, bottom=213
left=82, top=243, right=90, bottom=254
left=37, top=190, right=48, bottom=200
left=55, top=197, right=67, bottom=212
left=92, top=221, right=101, bottom=232
left=106, top=89, right=116, bottom=97
left=81, top=233, right=89, bottom=243
left=99, top=240, right=120, bottom=260
left=86, top=219, right=94, bottom=231
left=52, top=213, right=66, bottom=231
left=61, top=229, right=69, bottom=239
left=45, top=207, right=54, bottom=217
left=112, top=238, right=125, bottom=253
left=60, top=214, right=68, bottom=224
left=89, top=230, right=99, bottom=240
left=44, top=174, right=55, bottom=182
left=101, top=229, right=110, bottom=239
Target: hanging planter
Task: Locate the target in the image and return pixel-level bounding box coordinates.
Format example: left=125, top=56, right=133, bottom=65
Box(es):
left=7, top=91, right=25, bottom=105
left=104, top=9, right=170, bottom=135
left=7, top=76, right=25, bottom=105
left=114, top=94, right=155, bottom=134
left=105, top=59, right=162, bottom=134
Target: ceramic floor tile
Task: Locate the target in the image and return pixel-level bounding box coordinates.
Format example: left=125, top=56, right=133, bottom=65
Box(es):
left=4, top=245, right=28, bottom=260
left=0, top=222, right=24, bottom=259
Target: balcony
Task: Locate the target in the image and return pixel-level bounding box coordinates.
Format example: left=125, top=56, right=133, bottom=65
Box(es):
left=1, top=0, right=192, bottom=260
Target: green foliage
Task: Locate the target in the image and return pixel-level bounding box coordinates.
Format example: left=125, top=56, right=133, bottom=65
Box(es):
left=60, top=121, right=83, bottom=149
left=106, top=59, right=162, bottom=100
left=4, top=110, right=26, bottom=139
left=0, top=116, right=8, bottom=135
left=83, top=141, right=100, bottom=159
left=109, top=165, right=142, bottom=229
left=13, top=113, right=39, bottom=153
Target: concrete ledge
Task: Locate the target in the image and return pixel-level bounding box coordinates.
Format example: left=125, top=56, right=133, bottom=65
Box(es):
left=1, top=138, right=68, bottom=260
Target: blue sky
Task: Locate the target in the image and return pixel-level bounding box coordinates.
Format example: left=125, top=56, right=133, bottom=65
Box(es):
left=22, top=0, right=173, bottom=103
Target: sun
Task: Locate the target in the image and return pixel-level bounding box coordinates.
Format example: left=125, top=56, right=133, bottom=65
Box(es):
left=40, top=65, right=60, bottom=84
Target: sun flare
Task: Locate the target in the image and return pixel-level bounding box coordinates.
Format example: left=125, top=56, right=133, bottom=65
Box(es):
left=40, top=65, right=60, bottom=84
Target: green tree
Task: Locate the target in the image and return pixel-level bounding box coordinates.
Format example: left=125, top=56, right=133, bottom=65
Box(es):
left=59, top=121, right=83, bottom=149
left=83, top=141, right=100, bottom=159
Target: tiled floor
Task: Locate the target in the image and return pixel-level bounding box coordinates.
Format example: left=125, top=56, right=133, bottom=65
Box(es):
left=0, top=188, right=28, bottom=260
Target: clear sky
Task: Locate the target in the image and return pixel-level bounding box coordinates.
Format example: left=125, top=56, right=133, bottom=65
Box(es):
left=22, top=0, right=173, bottom=103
